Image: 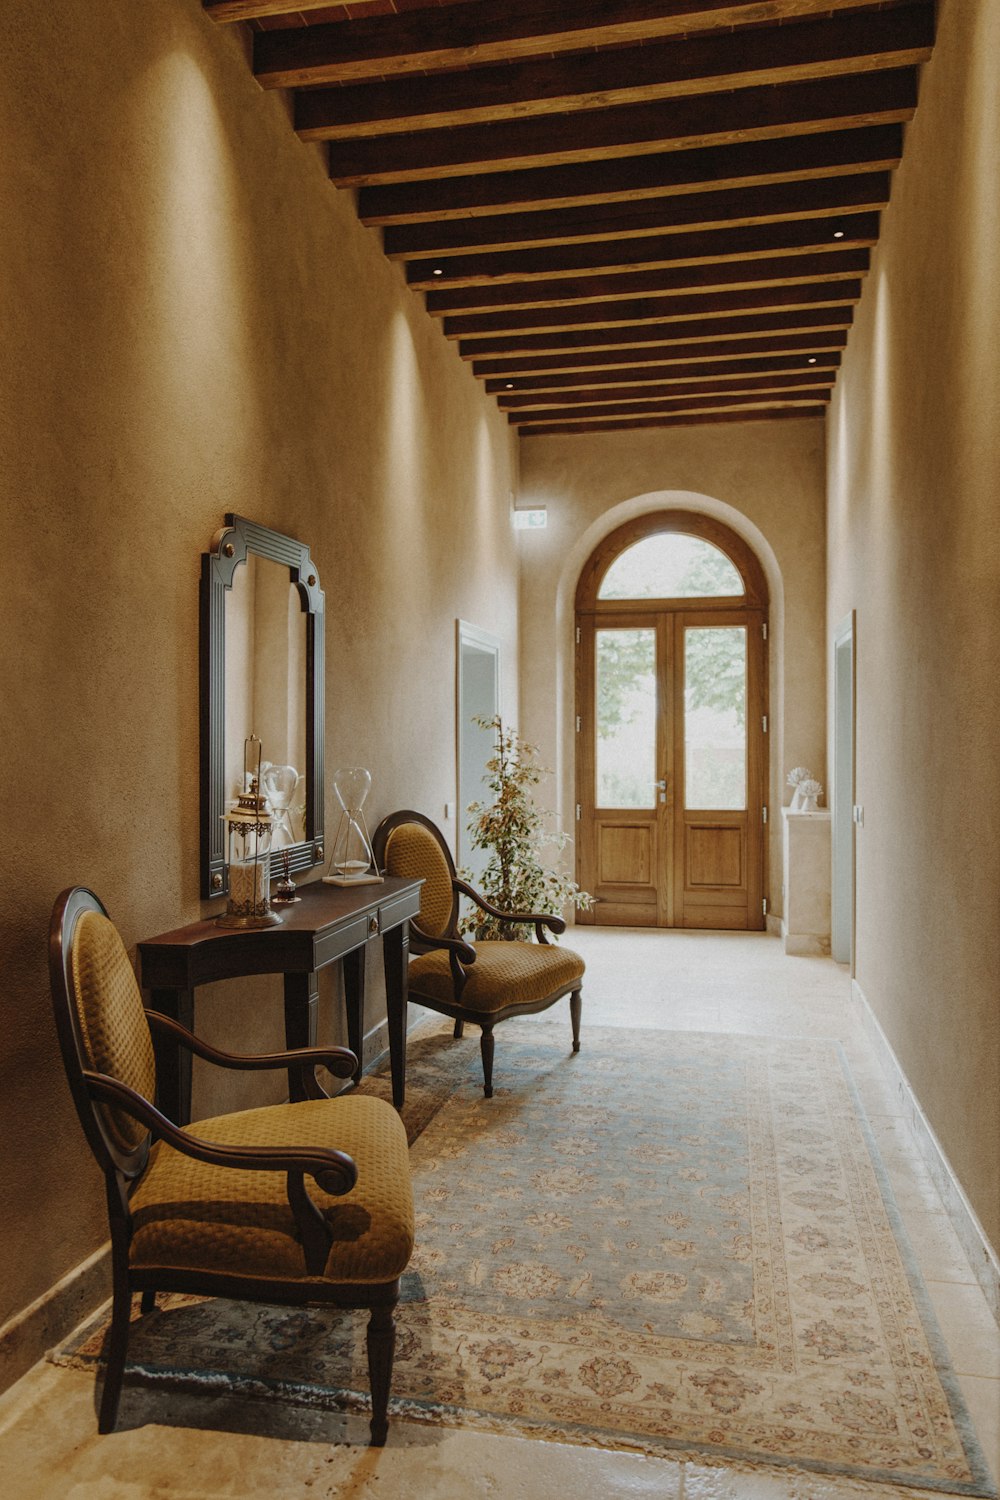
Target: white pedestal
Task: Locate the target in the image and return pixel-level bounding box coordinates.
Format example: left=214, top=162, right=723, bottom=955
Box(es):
left=781, top=809, right=831, bottom=955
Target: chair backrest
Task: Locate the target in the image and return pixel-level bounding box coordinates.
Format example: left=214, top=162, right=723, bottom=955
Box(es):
left=49, top=887, right=156, bottom=1179
left=373, top=811, right=458, bottom=941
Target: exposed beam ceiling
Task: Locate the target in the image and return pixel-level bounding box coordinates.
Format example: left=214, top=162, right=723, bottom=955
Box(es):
left=203, top=0, right=935, bottom=434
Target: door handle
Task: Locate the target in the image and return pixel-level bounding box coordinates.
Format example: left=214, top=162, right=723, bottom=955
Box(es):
left=656, top=777, right=667, bottom=804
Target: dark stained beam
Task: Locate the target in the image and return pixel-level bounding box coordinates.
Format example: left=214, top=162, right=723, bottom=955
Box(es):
left=486, top=351, right=841, bottom=394
left=206, top=1, right=388, bottom=20
left=325, top=71, right=917, bottom=186
left=296, top=6, right=932, bottom=139
left=407, top=213, right=879, bottom=288
left=509, top=390, right=832, bottom=424
left=499, top=370, right=836, bottom=409
left=472, top=330, right=849, bottom=378
left=458, top=305, right=854, bottom=359
left=521, top=407, right=828, bottom=435
left=386, top=173, right=889, bottom=259
left=359, top=125, right=904, bottom=225
left=255, top=0, right=886, bottom=87
left=426, top=249, right=869, bottom=314
left=443, top=281, right=861, bottom=339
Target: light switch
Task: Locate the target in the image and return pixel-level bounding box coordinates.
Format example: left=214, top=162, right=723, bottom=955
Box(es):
left=853, top=805, right=865, bottom=826
left=445, top=802, right=456, bottom=820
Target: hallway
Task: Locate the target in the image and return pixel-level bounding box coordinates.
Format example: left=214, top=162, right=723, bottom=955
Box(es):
left=1, top=929, right=996, bottom=1500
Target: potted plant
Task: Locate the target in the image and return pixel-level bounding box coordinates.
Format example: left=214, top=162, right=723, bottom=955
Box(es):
left=461, top=716, right=592, bottom=939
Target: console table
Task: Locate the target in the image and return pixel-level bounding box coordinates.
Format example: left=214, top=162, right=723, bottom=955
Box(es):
left=138, top=876, right=422, bottom=1124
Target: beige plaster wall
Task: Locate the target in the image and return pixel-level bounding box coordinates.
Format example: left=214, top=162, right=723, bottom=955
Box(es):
left=826, top=0, right=1000, bottom=1249
left=0, top=0, right=518, bottom=1340
left=517, top=419, right=828, bottom=915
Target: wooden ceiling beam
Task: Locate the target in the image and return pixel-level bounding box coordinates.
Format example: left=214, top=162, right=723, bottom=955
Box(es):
left=358, top=125, right=904, bottom=225
left=325, top=70, right=916, bottom=186
left=458, top=305, right=854, bottom=359
left=296, top=6, right=932, bottom=140
left=485, top=351, right=841, bottom=394
left=472, top=330, right=848, bottom=378
left=521, top=407, right=828, bottom=435
left=407, top=212, right=879, bottom=288
left=443, top=281, right=860, bottom=340
left=510, top=390, right=832, bottom=424
left=254, top=0, right=889, bottom=87
left=499, top=370, right=836, bottom=409
left=426, top=249, right=869, bottom=315
left=386, top=172, right=889, bottom=259
left=206, top=1, right=355, bottom=21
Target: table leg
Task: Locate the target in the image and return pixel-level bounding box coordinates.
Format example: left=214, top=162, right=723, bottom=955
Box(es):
left=342, top=945, right=366, bottom=1085
left=382, top=921, right=409, bottom=1109
left=148, top=987, right=194, bottom=1125
left=283, top=970, right=319, bottom=1103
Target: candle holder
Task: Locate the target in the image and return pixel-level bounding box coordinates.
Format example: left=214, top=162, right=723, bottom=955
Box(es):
left=217, top=736, right=282, bottom=928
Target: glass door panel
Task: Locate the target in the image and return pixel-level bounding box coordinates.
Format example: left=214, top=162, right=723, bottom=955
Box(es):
left=683, top=626, right=747, bottom=811
left=595, top=626, right=656, bottom=808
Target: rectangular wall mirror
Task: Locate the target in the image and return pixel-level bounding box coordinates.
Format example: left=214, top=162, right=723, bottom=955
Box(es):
left=200, top=515, right=325, bottom=899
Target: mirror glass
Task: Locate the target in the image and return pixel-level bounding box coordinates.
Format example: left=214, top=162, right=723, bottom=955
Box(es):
left=201, top=515, right=324, bottom=899
left=224, top=554, right=307, bottom=847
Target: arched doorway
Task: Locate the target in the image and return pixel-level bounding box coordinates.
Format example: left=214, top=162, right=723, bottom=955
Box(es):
left=575, top=512, right=769, bottom=930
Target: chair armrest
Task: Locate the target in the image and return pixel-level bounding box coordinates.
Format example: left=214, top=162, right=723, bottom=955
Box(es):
left=84, top=1070, right=357, bottom=1276
left=453, top=878, right=567, bottom=943
left=144, top=1010, right=357, bottom=1101
left=408, top=921, right=476, bottom=1002
left=409, top=923, right=477, bottom=966
left=83, top=1071, right=357, bottom=1194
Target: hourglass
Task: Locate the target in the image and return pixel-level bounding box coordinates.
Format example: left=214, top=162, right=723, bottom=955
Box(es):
left=260, top=762, right=302, bottom=849
left=323, top=767, right=383, bottom=886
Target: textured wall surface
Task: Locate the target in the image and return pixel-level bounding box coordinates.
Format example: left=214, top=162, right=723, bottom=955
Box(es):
left=0, top=0, right=518, bottom=1333
left=827, top=0, right=1000, bottom=1247
left=517, top=419, right=828, bottom=917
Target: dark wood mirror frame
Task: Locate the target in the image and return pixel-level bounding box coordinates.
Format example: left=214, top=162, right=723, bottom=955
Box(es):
left=200, top=514, right=325, bottom=900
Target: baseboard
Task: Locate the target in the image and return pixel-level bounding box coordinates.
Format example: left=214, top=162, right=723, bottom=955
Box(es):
left=0, top=1241, right=111, bottom=1396
left=851, top=978, right=1000, bottom=1326
left=766, top=913, right=782, bottom=937
left=780, top=921, right=831, bottom=956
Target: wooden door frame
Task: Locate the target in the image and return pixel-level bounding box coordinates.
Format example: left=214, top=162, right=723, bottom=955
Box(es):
left=575, top=512, right=770, bottom=929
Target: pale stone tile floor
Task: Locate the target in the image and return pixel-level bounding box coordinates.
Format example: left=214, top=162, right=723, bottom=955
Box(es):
left=1, top=928, right=996, bottom=1500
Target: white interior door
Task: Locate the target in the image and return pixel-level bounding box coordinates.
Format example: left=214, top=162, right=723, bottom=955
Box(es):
left=456, top=620, right=501, bottom=881
left=832, top=613, right=855, bottom=965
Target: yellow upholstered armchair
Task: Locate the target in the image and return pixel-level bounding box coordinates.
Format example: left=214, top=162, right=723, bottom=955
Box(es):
left=372, top=811, right=585, bottom=1098
left=48, top=886, right=414, bottom=1445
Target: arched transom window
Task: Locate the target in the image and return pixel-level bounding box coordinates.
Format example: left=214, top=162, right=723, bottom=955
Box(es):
left=577, top=511, right=767, bottom=611
left=598, top=532, right=744, bottom=601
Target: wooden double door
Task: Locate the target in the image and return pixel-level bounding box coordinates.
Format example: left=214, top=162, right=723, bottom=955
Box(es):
left=576, top=605, right=768, bottom=930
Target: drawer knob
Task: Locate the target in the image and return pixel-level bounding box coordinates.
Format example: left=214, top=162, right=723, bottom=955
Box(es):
left=368, top=913, right=380, bottom=937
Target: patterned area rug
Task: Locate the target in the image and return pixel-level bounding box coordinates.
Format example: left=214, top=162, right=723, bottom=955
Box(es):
left=52, top=1024, right=995, bottom=1495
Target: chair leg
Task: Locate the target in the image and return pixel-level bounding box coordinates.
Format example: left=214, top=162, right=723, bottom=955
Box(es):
left=570, top=989, right=582, bottom=1053
left=140, top=1289, right=157, bottom=1315
left=366, top=1304, right=396, bottom=1447
left=98, top=1266, right=132, bottom=1433
left=480, top=1026, right=495, bottom=1098
left=453, top=1018, right=464, bottom=1039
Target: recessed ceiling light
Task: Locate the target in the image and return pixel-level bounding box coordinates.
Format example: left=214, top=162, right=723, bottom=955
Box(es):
left=808, top=358, right=817, bottom=364
left=432, top=267, right=444, bottom=276
left=505, top=382, right=514, bottom=389
left=832, top=229, right=845, bottom=239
